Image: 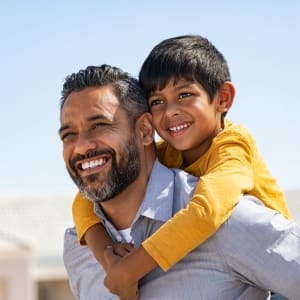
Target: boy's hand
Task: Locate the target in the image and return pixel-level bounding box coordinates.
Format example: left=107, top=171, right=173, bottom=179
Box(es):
left=104, top=246, right=139, bottom=300
left=113, top=243, right=134, bottom=257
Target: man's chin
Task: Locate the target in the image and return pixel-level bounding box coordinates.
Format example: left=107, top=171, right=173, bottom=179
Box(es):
left=83, top=173, right=100, bottom=183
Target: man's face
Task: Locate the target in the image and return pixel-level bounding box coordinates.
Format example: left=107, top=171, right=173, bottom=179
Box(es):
left=59, top=85, right=141, bottom=203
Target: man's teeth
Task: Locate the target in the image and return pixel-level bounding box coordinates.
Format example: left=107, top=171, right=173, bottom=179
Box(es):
left=169, top=123, right=189, bottom=132
left=81, top=158, right=107, bottom=170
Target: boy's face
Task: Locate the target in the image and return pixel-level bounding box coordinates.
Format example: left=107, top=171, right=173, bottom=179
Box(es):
left=148, top=78, right=224, bottom=165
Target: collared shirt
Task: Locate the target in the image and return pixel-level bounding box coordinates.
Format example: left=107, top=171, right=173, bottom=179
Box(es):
left=63, top=160, right=300, bottom=300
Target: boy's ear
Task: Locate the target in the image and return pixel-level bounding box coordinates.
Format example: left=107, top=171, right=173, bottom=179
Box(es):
left=217, top=82, right=235, bottom=113
left=136, top=112, right=154, bottom=145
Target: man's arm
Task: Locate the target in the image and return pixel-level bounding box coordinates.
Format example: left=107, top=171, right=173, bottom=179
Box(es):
left=217, top=196, right=300, bottom=299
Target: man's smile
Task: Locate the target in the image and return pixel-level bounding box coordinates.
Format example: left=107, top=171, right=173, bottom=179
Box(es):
left=75, top=155, right=111, bottom=175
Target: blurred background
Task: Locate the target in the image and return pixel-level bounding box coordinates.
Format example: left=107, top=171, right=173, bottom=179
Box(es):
left=0, top=1, right=299, bottom=299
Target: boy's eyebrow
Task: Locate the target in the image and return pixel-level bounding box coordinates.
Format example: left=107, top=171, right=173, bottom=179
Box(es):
left=150, top=81, right=195, bottom=96
left=58, top=114, right=110, bottom=135
left=174, top=82, right=195, bottom=90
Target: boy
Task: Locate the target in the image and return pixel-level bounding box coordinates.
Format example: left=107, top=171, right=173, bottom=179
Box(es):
left=72, top=35, right=291, bottom=297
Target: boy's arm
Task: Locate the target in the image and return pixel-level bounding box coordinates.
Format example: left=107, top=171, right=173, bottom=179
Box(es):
left=103, top=134, right=257, bottom=298
left=85, top=223, right=114, bottom=272
left=103, top=135, right=256, bottom=296
left=141, top=134, right=256, bottom=271
left=72, top=192, right=114, bottom=272
left=104, top=245, right=158, bottom=299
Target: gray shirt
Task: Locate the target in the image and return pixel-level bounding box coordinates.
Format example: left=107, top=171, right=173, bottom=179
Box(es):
left=63, top=160, right=300, bottom=300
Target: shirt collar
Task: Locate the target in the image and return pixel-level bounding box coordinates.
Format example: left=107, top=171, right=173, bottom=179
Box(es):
left=134, top=159, right=174, bottom=222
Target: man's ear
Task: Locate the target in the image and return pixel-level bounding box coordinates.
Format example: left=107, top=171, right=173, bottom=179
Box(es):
left=136, top=112, right=154, bottom=145
left=217, top=81, right=235, bottom=113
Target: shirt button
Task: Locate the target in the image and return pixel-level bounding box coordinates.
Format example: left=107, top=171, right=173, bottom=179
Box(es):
left=116, top=235, right=122, bottom=242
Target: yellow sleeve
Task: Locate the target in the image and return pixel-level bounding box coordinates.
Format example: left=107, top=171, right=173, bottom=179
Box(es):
left=156, top=138, right=183, bottom=168
left=72, top=192, right=102, bottom=245
left=142, top=132, right=255, bottom=271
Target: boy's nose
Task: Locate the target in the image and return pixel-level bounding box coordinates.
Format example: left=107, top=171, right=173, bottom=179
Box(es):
left=165, top=103, right=181, bottom=117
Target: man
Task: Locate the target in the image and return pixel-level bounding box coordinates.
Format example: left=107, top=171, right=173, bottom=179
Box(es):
left=60, top=65, right=300, bottom=300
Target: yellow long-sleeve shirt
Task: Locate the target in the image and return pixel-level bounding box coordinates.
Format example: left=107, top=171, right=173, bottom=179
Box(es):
left=72, top=119, right=291, bottom=271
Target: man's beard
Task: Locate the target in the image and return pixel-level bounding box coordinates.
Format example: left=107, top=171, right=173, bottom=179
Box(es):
left=67, top=135, right=141, bottom=203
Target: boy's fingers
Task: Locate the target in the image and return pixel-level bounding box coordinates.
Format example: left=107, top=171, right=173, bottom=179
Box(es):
left=104, top=246, right=120, bottom=266
left=122, top=243, right=134, bottom=252
left=113, top=243, right=134, bottom=256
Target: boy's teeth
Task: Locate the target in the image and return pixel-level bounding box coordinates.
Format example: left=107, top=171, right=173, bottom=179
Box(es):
left=81, top=158, right=107, bottom=170
left=169, top=123, right=189, bottom=132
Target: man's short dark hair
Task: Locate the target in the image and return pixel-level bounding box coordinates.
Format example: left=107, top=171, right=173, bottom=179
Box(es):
left=61, top=64, right=149, bottom=127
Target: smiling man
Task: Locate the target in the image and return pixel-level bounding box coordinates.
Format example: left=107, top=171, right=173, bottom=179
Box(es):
left=60, top=65, right=300, bottom=300
left=59, top=84, right=141, bottom=204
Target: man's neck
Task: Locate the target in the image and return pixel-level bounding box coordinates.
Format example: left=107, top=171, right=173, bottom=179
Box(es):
left=99, top=169, right=149, bottom=230
left=100, top=147, right=156, bottom=229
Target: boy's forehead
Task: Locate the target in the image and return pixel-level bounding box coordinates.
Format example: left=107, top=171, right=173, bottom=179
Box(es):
left=153, top=77, right=199, bottom=92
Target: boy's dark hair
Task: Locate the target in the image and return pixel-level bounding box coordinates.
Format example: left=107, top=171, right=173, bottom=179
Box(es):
left=60, top=64, right=149, bottom=127
left=139, top=35, right=231, bottom=102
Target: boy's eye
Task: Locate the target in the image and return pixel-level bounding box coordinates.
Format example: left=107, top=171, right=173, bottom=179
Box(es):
left=149, top=99, right=164, bottom=107
left=178, top=92, right=191, bottom=100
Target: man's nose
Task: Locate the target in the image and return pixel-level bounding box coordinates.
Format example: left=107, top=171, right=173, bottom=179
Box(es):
left=74, top=133, right=97, bottom=155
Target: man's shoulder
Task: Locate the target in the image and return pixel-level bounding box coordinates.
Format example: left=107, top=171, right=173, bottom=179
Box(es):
left=153, top=159, right=197, bottom=184
left=64, top=227, right=78, bottom=248
left=219, top=196, right=296, bottom=239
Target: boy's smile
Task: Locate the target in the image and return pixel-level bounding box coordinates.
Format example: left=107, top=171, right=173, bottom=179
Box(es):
left=168, top=122, right=191, bottom=136
left=148, top=78, right=224, bottom=165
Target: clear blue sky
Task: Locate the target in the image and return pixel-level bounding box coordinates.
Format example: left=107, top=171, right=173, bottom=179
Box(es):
left=1, top=1, right=299, bottom=197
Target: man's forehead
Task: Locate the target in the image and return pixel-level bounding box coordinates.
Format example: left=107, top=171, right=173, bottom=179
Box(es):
left=60, top=86, right=122, bottom=125
left=63, top=86, right=120, bottom=112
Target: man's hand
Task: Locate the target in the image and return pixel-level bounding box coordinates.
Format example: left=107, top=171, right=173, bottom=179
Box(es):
left=104, top=246, right=139, bottom=300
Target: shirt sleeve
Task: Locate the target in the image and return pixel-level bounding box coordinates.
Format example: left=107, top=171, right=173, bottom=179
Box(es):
left=63, top=227, right=117, bottom=300
left=72, top=192, right=102, bottom=244
left=142, top=132, right=255, bottom=271
left=217, top=196, right=300, bottom=300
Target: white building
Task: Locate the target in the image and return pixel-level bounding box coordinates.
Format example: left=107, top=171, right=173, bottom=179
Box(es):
left=0, top=195, right=75, bottom=300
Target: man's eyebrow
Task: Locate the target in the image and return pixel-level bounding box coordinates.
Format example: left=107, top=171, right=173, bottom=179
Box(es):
left=58, top=114, right=111, bottom=135
left=58, top=124, right=70, bottom=136
left=87, top=114, right=110, bottom=122
left=58, top=114, right=110, bottom=135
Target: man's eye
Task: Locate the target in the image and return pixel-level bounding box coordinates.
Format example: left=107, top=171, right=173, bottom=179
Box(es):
left=61, top=132, right=76, bottom=142
left=149, top=99, right=163, bottom=107
left=179, top=92, right=191, bottom=100
left=91, top=123, right=109, bottom=130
